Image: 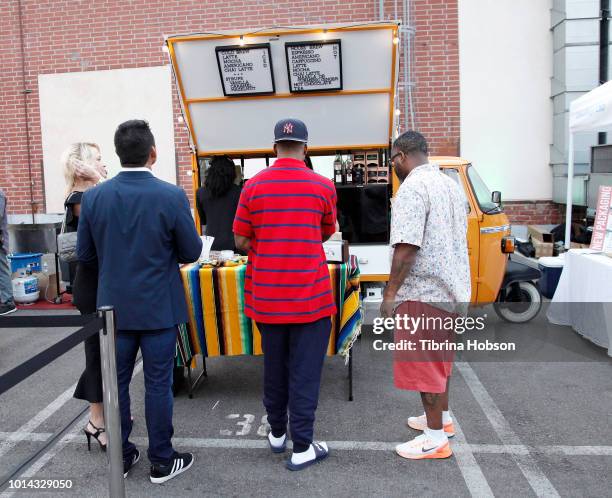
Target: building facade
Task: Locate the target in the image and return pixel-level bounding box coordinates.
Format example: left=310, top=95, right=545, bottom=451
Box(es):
left=1, top=0, right=576, bottom=225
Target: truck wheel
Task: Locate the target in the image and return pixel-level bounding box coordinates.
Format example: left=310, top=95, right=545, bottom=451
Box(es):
left=493, top=281, right=542, bottom=323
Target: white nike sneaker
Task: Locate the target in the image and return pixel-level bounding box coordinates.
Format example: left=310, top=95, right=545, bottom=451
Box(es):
left=396, top=434, right=452, bottom=460
left=407, top=414, right=455, bottom=438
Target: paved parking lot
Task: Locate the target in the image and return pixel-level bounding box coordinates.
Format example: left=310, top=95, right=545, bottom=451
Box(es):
left=1, top=305, right=611, bottom=497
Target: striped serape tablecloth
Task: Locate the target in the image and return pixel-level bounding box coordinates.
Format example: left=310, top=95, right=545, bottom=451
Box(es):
left=177, top=255, right=362, bottom=366
left=175, top=323, right=193, bottom=368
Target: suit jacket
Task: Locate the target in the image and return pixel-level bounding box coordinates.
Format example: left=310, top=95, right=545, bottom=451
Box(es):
left=77, top=171, right=202, bottom=331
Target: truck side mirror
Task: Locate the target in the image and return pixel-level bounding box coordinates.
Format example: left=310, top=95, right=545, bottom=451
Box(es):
left=491, top=191, right=501, bottom=205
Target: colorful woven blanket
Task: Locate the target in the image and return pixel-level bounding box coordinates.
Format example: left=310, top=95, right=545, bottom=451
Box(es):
left=178, top=256, right=362, bottom=365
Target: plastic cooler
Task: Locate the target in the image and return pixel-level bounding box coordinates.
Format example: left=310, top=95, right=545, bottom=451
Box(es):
left=362, top=284, right=384, bottom=325
left=8, top=253, right=43, bottom=273
left=537, top=256, right=564, bottom=299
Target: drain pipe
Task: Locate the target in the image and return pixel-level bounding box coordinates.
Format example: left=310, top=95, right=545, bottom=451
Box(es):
left=383, top=0, right=415, bottom=131
left=17, top=0, right=36, bottom=223
left=404, top=0, right=415, bottom=129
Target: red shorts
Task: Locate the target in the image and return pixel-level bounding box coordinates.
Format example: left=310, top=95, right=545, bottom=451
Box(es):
left=393, top=301, right=456, bottom=394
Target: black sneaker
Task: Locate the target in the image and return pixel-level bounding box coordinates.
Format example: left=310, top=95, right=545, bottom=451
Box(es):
left=0, top=301, right=17, bottom=316
left=123, top=449, right=140, bottom=478
left=150, top=452, right=194, bottom=484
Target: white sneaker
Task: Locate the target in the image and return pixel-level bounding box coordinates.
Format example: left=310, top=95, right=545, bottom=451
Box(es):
left=396, top=434, right=452, bottom=460
left=407, top=414, right=455, bottom=438
left=268, top=432, right=286, bottom=453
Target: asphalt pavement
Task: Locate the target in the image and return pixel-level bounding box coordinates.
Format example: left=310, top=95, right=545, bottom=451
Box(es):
left=0, top=305, right=611, bottom=497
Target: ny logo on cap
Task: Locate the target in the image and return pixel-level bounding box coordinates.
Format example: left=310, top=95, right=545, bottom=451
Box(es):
left=283, top=122, right=294, bottom=134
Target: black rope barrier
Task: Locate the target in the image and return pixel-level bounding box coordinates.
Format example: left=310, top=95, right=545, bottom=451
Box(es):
left=0, top=309, right=125, bottom=496
left=0, top=317, right=103, bottom=396
left=0, top=314, right=94, bottom=329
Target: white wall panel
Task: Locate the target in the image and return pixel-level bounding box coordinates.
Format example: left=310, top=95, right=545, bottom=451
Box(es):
left=459, top=0, right=553, bottom=201
left=39, top=66, right=177, bottom=213
left=188, top=93, right=390, bottom=153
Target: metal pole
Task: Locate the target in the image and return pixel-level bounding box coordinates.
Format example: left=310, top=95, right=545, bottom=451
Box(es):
left=54, top=252, right=62, bottom=304
left=348, top=350, right=354, bottom=401
left=565, top=133, right=574, bottom=249
left=98, top=306, right=125, bottom=498
left=17, top=0, right=37, bottom=223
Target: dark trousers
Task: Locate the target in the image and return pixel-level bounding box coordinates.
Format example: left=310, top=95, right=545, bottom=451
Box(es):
left=258, top=317, right=331, bottom=453
left=116, top=327, right=177, bottom=465
left=73, top=331, right=103, bottom=403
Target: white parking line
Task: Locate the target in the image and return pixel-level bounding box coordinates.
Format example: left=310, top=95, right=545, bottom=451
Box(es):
left=0, top=383, right=78, bottom=460
left=2, top=432, right=612, bottom=456
left=544, top=446, right=612, bottom=456
left=0, top=432, right=49, bottom=442
left=455, top=362, right=560, bottom=497
left=19, top=414, right=90, bottom=477
left=451, top=415, right=495, bottom=497
left=0, top=414, right=91, bottom=498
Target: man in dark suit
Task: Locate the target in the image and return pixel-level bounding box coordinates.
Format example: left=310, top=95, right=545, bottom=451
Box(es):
left=77, top=120, right=202, bottom=484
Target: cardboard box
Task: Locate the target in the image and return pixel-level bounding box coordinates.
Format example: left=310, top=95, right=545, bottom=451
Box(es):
left=528, top=225, right=554, bottom=243
left=533, top=239, right=553, bottom=258
left=45, top=273, right=59, bottom=300
left=570, top=242, right=590, bottom=249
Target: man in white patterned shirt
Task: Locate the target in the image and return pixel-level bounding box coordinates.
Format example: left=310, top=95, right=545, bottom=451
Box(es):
left=380, top=131, right=470, bottom=460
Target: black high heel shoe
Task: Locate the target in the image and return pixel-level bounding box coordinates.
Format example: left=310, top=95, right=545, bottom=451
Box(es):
left=84, top=420, right=107, bottom=452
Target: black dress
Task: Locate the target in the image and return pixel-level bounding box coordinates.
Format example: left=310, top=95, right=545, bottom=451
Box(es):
left=196, top=184, right=242, bottom=253
left=65, top=192, right=102, bottom=403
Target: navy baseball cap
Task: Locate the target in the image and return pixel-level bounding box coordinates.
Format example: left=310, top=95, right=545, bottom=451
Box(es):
left=274, top=118, right=308, bottom=143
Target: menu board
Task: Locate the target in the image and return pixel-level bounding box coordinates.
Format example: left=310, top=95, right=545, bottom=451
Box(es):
left=285, top=40, right=343, bottom=93
left=590, top=185, right=612, bottom=255
left=215, top=43, right=275, bottom=96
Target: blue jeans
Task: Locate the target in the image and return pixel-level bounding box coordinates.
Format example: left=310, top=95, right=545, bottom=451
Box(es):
left=116, top=327, right=177, bottom=465
left=258, top=317, right=331, bottom=453
left=0, top=245, right=13, bottom=303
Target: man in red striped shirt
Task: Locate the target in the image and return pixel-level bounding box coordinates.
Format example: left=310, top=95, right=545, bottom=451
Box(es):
left=233, top=118, right=336, bottom=471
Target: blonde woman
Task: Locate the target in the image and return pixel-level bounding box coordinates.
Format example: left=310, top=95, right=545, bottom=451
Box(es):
left=61, top=143, right=108, bottom=451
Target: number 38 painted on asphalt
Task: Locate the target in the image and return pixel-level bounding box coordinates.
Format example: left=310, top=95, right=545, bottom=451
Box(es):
left=220, top=414, right=270, bottom=436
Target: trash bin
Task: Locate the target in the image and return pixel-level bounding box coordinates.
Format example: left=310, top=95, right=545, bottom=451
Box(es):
left=538, top=256, right=564, bottom=299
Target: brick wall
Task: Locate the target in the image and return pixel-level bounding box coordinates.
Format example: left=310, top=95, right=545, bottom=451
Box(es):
left=409, top=0, right=460, bottom=156
left=2, top=0, right=460, bottom=214
left=503, top=201, right=564, bottom=226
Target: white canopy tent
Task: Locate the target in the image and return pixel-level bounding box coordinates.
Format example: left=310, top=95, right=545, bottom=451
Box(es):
left=566, top=81, right=612, bottom=247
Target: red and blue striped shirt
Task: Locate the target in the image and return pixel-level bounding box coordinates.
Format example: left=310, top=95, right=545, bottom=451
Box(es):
left=233, top=158, right=337, bottom=324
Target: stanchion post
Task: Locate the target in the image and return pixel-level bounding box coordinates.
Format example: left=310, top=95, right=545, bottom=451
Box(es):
left=98, top=306, right=125, bottom=498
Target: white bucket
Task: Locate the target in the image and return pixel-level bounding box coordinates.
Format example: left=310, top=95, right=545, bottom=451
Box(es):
left=12, top=275, right=40, bottom=304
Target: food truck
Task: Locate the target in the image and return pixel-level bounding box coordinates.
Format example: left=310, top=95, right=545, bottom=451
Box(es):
left=165, top=21, right=542, bottom=323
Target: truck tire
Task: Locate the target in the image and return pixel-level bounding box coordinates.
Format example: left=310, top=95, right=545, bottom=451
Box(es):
left=493, top=281, right=542, bottom=323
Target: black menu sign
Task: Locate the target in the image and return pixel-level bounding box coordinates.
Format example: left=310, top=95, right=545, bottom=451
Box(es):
left=215, top=43, right=275, bottom=96
left=285, top=40, right=343, bottom=93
